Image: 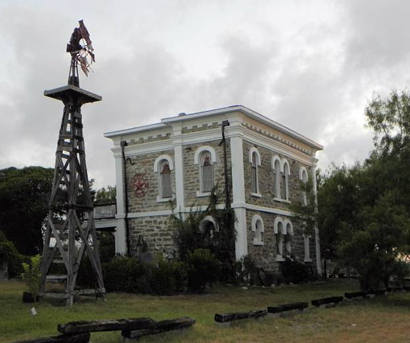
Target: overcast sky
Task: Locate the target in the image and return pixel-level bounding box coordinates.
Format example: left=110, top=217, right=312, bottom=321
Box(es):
left=1, top=0, right=409, bottom=189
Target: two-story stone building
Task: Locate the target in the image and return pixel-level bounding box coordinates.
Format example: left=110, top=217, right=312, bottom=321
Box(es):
left=105, top=105, right=323, bottom=274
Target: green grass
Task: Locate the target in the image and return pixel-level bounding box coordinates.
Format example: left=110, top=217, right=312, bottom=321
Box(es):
left=2, top=279, right=410, bottom=342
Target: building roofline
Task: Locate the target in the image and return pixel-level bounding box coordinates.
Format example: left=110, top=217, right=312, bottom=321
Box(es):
left=104, top=105, right=323, bottom=150
left=104, top=122, right=166, bottom=138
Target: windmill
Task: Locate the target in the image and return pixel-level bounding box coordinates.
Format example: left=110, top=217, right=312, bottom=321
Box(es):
left=39, top=20, right=105, bottom=306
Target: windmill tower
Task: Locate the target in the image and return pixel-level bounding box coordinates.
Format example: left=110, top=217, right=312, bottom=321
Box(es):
left=39, top=20, right=105, bottom=306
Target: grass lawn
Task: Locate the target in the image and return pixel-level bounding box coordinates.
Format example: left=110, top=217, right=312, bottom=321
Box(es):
left=2, top=279, right=410, bottom=342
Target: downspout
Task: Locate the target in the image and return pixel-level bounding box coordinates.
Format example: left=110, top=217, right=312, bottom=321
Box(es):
left=120, top=140, right=131, bottom=256
left=220, top=120, right=231, bottom=210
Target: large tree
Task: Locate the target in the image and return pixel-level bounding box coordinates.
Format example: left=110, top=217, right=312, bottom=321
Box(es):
left=0, top=167, right=53, bottom=255
left=292, top=91, right=410, bottom=288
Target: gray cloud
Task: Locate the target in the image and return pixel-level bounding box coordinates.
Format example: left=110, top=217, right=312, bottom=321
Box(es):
left=1, top=0, right=408, bottom=187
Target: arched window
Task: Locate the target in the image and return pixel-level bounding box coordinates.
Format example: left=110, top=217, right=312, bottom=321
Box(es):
left=274, top=216, right=285, bottom=260
left=282, top=159, right=290, bottom=200
left=284, top=220, right=293, bottom=256
left=249, top=147, right=261, bottom=196
left=299, top=166, right=308, bottom=205
left=200, top=151, right=214, bottom=193
left=199, top=216, right=219, bottom=238
left=154, top=154, right=174, bottom=201
left=272, top=156, right=281, bottom=198
left=194, top=146, right=217, bottom=196
left=159, top=160, right=172, bottom=198
left=252, top=215, right=264, bottom=245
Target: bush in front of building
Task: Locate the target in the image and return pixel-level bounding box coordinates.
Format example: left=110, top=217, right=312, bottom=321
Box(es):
left=185, top=248, right=221, bottom=292
left=280, top=257, right=316, bottom=284
left=150, top=258, right=187, bottom=295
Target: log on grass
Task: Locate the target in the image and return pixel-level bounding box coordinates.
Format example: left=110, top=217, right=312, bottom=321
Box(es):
left=13, top=333, right=90, bottom=343
left=58, top=318, right=155, bottom=334
left=311, top=296, right=343, bottom=307
left=367, top=289, right=386, bottom=296
left=344, top=291, right=367, bottom=299
left=122, top=317, right=195, bottom=339
left=214, top=309, right=267, bottom=323
left=268, top=302, right=308, bottom=314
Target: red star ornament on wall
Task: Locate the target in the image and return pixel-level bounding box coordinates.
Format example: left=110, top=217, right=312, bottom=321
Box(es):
left=133, top=173, right=149, bottom=198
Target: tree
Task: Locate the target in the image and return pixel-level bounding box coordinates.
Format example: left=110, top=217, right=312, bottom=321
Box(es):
left=94, top=185, right=116, bottom=204
left=290, top=90, right=410, bottom=288
left=0, top=167, right=53, bottom=255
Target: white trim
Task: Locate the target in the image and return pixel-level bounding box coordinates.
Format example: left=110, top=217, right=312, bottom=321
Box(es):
left=119, top=210, right=173, bottom=218
left=104, top=122, right=167, bottom=138
left=274, top=216, right=285, bottom=234
left=156, top=195, right=174, bottom=203
left=251, top=214, right=264, bottom=246
left=284, top=219, right=294, bottom=235
left=153, top=154, right=174, bottom=173
left=196, top=191, right=211, bottom=197
left=159, top=105, right=323, bottom=150
left=199, top=215, right=219, bottom=233
left=271, top=154, right=281, bottom=170
left=299, top=166, right=308, bottom=181
left=251, top=192, right=262, bottom=198
left=248, top=147, right=261, bottom=165
left=193, top=146, right=217, bottom=164
left=274, top=197, right=291, bottom=204
left=234, top=207, right=248, bottom=260
left=281, top=158, right=291, bottom=175
left=243, top=203, right=292, bottom=216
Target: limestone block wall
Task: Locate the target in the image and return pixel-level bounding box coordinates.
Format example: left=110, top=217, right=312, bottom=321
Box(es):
left=243, top=141, right=312, bottom=209
left=183, top=140, right=231, bottom=207
left=128, top=215, right=175, bottom=256
left=246, top=209, right=309, bottom=272
left=125, top=150, right=175, bottom=213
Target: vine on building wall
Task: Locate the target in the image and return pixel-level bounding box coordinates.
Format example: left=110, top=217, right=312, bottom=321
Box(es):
left=170, top=186, right=236, bottom=280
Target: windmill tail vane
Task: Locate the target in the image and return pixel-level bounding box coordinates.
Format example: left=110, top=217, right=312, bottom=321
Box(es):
left=66, top=19, right=95, bottom=78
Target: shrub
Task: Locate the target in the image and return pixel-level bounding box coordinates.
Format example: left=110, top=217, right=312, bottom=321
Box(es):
left=0, top=231, right=27, bottom=278
left=21, top=254, right=41, bottom=300
left=186, top=249, right=220, bottom=292
left=280, top=257, right=315, bottom=284
left=103, top=256, right=152, bottom=293
left=150, top=259, right=187, bottom=295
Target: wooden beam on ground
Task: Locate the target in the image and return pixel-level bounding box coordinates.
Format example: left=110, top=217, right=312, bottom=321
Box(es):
left=122, top=317, right=195, bottom=340
left=214, top=309, right=267, bottom=323
left=13, top=333, right=90, bottom=343
left=57, top=318, right=155, bottom=334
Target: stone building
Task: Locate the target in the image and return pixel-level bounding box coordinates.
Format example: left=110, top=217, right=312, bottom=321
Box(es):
left=105, top=105, right=323, bottom=274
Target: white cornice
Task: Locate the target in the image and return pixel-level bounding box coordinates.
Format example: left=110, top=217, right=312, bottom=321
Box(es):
left=104, top=105, right=323, bottom=151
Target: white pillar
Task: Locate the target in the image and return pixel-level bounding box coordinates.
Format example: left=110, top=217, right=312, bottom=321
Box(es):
left=173, top=124, right=185, bottom=213
left=230, top=132, right=247, bottom=260
left=312, top=163, right=322, bottom=276
left=114, top=150, right=127, bottom=255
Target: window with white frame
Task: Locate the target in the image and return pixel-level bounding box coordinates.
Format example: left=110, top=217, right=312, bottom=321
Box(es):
left=272, top=156, right=281, bottom=198
left=249, top=147, right=261, bottom=196
left=154, top=154, right=174, bottom=201
left=282, top=159, right=290, bottom=201
left=252, top=215, right=264, bottom=245
left=200, top=151, right=214, bottom=193
left=299, top=166, right=308, bottom=205
left=159, top=160, right=172, bottom=198
left=284, top=220, right=293, bottom=256
left=274, top=217, right=293, bottom=261
left=274, top=217, right=285, bottom=260
left=194, top=146, right=217, bottom=196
